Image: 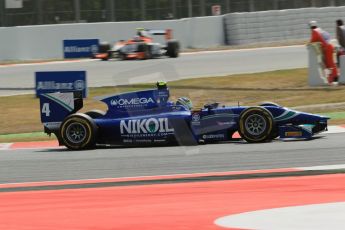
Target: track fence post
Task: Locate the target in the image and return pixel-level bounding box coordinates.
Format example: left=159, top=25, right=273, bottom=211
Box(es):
left=74, top=0, right=80, bottom=23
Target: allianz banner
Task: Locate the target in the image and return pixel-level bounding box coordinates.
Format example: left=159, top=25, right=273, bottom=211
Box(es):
left=35, top=71, right=88, bottom=98
left=63, top=39, right=99, bottom=58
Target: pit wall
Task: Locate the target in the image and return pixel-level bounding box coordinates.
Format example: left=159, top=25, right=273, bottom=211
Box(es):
left=1, top=6, right=345, bottom=60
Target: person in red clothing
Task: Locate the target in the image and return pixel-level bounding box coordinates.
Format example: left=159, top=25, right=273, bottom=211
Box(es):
left=309, top=21, right=338, bottom=84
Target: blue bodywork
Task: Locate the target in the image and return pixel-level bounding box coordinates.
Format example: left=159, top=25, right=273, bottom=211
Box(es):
left=39, top=85, right=329, bottom=146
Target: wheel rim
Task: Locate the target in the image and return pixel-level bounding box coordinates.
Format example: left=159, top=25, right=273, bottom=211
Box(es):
left=65, top=122, right=87, bottom=144
left=245, top=114, right=267, bottom=136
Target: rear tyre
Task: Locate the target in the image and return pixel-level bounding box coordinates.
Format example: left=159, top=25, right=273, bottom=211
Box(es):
left=99, top=42, right=111, bottom=61
left=60, top=113, right=97, bottom=150
left=99, top=42, right=111, bottom=53
left=239, top=107, right=274, bottom=143
left=166, top=40, right=180, bottom=58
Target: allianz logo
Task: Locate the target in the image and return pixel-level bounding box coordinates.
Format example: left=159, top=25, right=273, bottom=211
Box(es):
left=64, top=45, right=98, bottom=53
left=120, top=118, right=174, bottom=134
left=37, top=80, right=85, bottom=90
left=111, top=97, right=154, bottom=106
left=202, top=134, right=224, bottom=139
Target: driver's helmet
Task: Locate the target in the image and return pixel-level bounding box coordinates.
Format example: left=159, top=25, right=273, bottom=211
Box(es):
left=176, top=97, right=193, bottom=110
left=133, top=35, right=141, bottom=41
left=137, top=29, right=150, bottom=38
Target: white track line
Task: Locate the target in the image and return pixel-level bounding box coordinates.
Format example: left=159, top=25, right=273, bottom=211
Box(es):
left=325, top=125, right=345, bottom=134
left=297, top=164, right=345, bottom=171
left=215, top=202, right=345, bottom=230
left=0, top=143, right=12, bottom=150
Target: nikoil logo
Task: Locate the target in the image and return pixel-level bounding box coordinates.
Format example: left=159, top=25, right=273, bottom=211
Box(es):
left=120, top=118, right=174, bottom=134
left=111, top=97, right=154, bottom=106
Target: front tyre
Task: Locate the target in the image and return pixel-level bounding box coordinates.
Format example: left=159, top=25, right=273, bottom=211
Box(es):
left=166, top=40, right=180, bottom=58
left=60, top=113, right=97, bottom=150
left=239, top=107, right=274, bottom=143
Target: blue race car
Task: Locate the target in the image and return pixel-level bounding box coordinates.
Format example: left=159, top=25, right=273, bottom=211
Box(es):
left=38, top=82, right=329, bottom=150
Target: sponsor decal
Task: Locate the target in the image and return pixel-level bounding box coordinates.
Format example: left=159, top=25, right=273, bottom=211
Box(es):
left=35, top=71, right=87, bottom=98
left=64, top=45, right=98, bottom=54
left=191, top=113, right=201, bottom=125
left=202, top=134, right=225, bottom=139
left=172, top=106, right=182, bottom=111
left=63, top=39, right=99, bottom=58
left=217, top=121, right=235, bottom=126
left=37, top=81, right=74, bottom=90
left=74, top=80, right=85, bottom=91
left=37, top=80, right=85, bottom=92
left=43, top=122, right=62, bottom=130
left=285, top=131, right=303, bottom=137
left=192, top=113, right=201, bottom=122
left=135, top=139, right=152, bottom=143
left=120, top=118, right=174, bottom=137
left=154, top=139, right=166, bottom=143
left=111, top=97, right=155, bottom=108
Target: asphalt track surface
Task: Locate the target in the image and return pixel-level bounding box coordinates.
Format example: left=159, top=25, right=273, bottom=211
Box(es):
left=0, top=132, right=344, bottom=184
left=0, top=46, right=307, bottom=96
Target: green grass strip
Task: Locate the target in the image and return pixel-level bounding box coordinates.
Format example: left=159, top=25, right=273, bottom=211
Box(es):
left=0, top=132, right=47, bottom=138
left=320, top=112, right=345, bottom=120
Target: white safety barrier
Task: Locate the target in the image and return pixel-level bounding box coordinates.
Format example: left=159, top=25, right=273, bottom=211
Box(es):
left=339, top=55, right=345, bottom=84
left=0, top=16, right=224, bottom=60
left=307, top=43, right=329, bottom=86
left=224, top=6, right=345, bottom=45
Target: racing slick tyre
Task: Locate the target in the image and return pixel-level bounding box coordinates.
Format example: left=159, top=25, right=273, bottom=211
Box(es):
left=99, top=42, right=111, bottom=53
left=60, top=113, right=98, bottom=150
left=137, top=43, right=151, bottom=59
left=85, top=110, right=106, bottom=119
left=166, top=40, right=180, bottom=58
left=99, top=42, right=111, bottom=61
left=239, top=107, right=275, bottom=143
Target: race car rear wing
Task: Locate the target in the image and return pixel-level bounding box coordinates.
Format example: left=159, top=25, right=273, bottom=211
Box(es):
left=38, top=91, right=83, bottom=133
left=139, top=28, right=173, bottom=40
